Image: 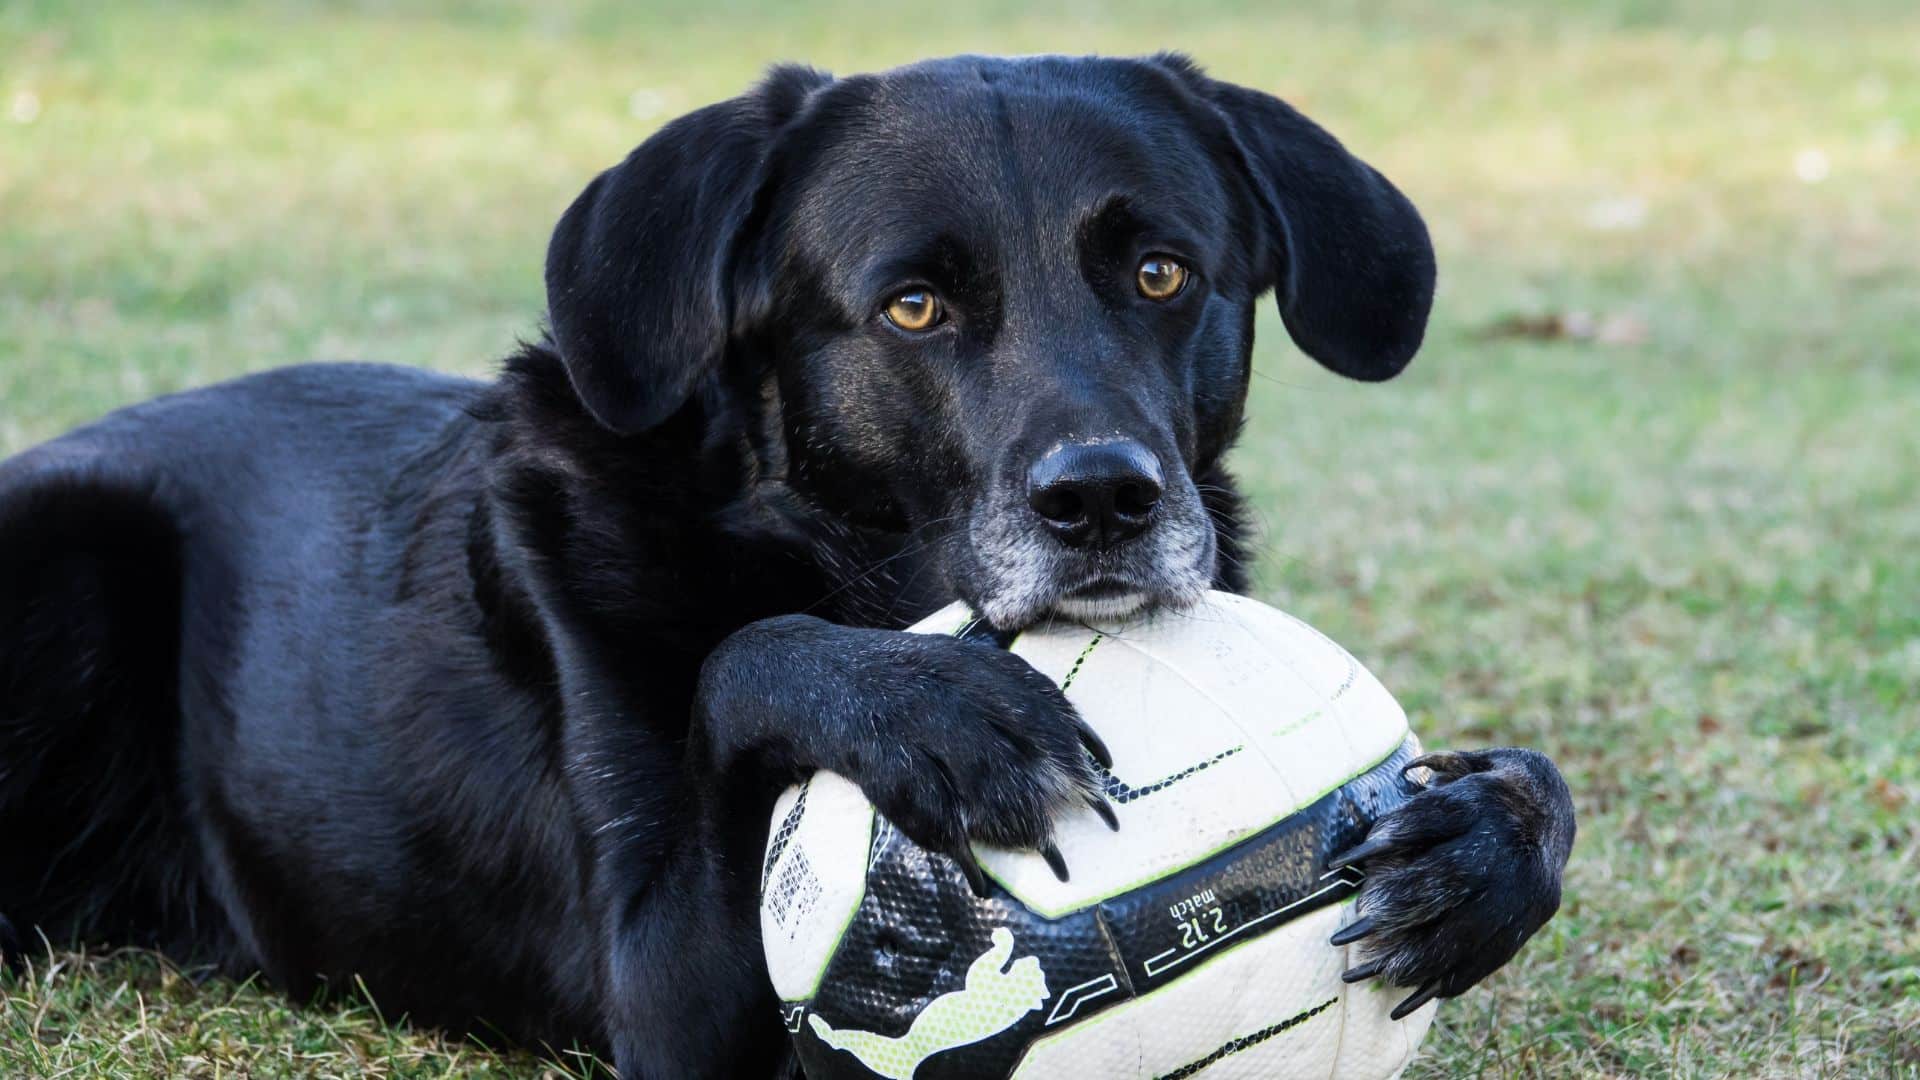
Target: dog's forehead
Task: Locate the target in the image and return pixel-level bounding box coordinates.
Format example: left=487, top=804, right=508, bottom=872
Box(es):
left=783, top=57, right=1231, bottom=275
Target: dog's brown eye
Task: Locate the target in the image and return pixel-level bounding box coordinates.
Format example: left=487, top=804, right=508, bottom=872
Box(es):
left=1136, top=256, right=1189, bottom=300
left=884, top=290, right=943, bottom=331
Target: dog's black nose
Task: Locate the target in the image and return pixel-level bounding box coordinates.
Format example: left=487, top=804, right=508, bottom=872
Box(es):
left=1027, top=439, right=1164, bottom=548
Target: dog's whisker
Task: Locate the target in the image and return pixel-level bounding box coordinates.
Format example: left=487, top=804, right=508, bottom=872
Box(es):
left=801, top=511, right=966, bottom=616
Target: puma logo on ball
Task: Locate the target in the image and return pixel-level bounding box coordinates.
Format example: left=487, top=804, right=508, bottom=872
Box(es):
left=807, top=928, right=1049, bottom=1079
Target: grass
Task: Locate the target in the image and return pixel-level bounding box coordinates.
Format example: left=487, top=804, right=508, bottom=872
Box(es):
left=3, top=0, right=1917, bottom=1075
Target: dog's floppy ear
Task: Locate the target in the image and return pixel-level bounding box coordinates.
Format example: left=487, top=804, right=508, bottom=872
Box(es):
left=545, top=66, right=829, bottom=434
left=1163, top=57, right=1435, bottom=381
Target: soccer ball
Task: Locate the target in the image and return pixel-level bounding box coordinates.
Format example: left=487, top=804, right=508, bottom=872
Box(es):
left=758, top=591, right=1434, bottom=1079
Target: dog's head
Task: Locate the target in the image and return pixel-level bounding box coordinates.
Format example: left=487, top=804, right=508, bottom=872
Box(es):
left=544, top=54, right=1433, bottom=628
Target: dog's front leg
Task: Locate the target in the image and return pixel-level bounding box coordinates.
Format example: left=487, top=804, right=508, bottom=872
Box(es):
left=597, top=781, right=790, bottom=1080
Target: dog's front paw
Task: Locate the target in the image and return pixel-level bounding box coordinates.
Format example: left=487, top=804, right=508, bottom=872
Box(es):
left=845, top=633, right=1115, bottom=895
left=1327, top=747, right=1575, bottom=1018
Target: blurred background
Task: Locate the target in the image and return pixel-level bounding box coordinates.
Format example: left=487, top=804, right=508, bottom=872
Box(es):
left=3, top=1, right=1916, bottom=1075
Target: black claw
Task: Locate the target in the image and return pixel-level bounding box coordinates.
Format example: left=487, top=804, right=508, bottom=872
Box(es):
left=954, top=848, right=991, bottom=899
left=1040, top=843, right=1070, bottom=882
left=1340, top=958, right=1386, bottom=983
left=1390, top=981, right=1442, bottom=1020
left=1085, top=794, right=1120, bottom=832
left=1329, top=915, right=1375, bottom=947
left=1327, top=833, right=1398, bottom=870
left=1075, top=721, right=1114, bottom=770
left=1405, top=751, right=1480, bottom=784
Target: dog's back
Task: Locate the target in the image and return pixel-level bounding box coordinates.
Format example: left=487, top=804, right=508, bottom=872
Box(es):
left=0, top=363, right=479, bottom=968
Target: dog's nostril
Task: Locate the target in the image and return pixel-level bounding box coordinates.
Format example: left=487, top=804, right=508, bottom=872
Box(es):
left=1113, top=478, right=1161, bottom=519
left=1029, top=485, right=1086, bottom=526
left=1025, top=439, right=1166, bottom=548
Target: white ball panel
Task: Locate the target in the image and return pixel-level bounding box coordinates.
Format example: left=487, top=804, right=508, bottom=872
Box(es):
left=1224, top=599, right=1413, bottom=809
left=1089, top=604, right=1320, bottom=730
left=1333, top=965, right=1436, bottom=1078
left=1331, top=671, right=1414, bottom=769
left=761, top=771, right=876, bottom=1002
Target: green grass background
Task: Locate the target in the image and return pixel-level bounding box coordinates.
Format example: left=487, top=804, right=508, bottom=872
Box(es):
left=3, top=1, right=1917, bottom=1076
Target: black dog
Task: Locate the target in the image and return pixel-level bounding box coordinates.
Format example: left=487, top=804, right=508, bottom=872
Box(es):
left=0, top=54, right=1574, bottom=1077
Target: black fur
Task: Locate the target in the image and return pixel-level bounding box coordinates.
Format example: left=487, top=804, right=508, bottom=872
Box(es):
left=1328, top=748, right=1577, bottom=1018
left=0, top=54, right=1571, bottom=1077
